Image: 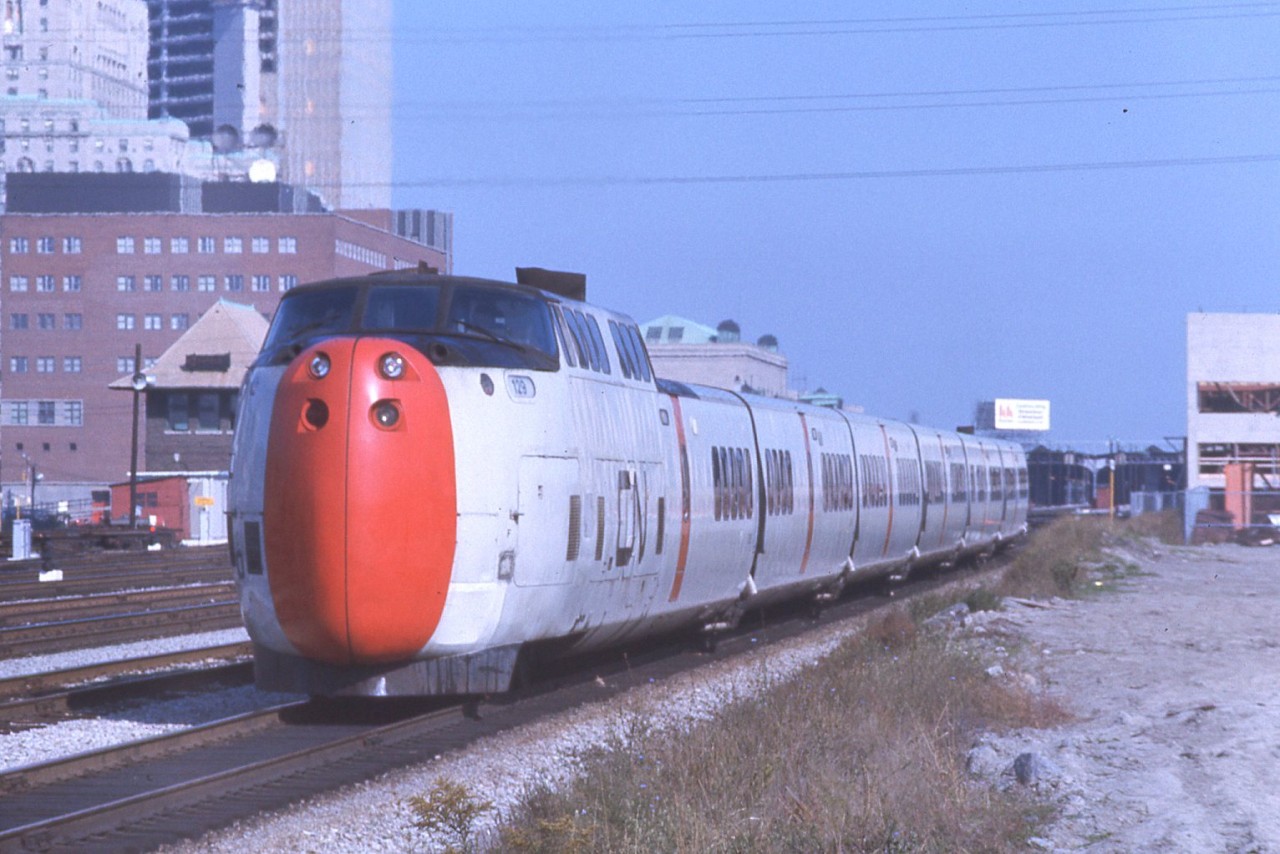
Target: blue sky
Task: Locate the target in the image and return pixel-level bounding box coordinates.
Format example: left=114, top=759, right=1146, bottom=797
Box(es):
left=389, top=2, right=1280, bottom=449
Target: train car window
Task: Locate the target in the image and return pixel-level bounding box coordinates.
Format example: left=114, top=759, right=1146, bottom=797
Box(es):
left=626, top=323, right=653, bottom=382
left=735, top=448, right=747, bottom=519
left=743, top=448, right=753, bottom=517
left=584, top=315, right=612, bottom=375
left=778, top=453, right=788, bottom=514
left=566, top=309, right=592, bottom=368
left=363, top=284, right=442, bottom=331
left=990, top=467, right=1003, bottom=501
left=732, top=450, right=742, bottom=517
left=897, top=459, right=920, bottom=506
left=551, top=305, right=577, bottom=368
left=712, top=447, right=723, bottom=520
left=567, top=310, right=599, bottom=371
left=262, top=285, right=358, bottom=352
left=607, top=319, right=634, bottom=379
left=950, top=462, right=967, bottom=502
left=621, top=321, right=648, bottom=383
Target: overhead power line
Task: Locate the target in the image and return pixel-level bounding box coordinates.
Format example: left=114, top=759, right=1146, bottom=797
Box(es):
left=375, top=153, right=1280, bottom=189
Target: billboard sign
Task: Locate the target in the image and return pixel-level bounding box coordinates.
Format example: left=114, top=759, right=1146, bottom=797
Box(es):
left=994, top=398, right=1050, bottom=431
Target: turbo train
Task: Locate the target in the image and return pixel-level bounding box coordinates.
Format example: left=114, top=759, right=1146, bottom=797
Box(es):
left=227, top=271, right=1028, bottom=696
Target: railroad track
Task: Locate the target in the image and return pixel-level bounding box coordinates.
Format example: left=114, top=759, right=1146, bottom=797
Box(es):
left=0, top=582, right=237, bottom=626
left=0, top=642, right=254, bottom=727
left=0, top=558, right=1005, bottom=852
left=0, top=546, right=233, bottom=602
left=0, top=601, right=244, bottom=659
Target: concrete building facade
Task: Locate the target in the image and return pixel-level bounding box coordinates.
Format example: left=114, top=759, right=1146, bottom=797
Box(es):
left=1185, top=312, right=1280, bottom=490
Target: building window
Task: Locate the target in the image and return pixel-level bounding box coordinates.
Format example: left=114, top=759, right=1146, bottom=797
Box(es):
left=225, top=274, right=244, bottom=291
left=278, top=236, right=297, bottom=254
left=168, top=394, right=189, bottom=431
left=35, top=236, right=54, bottom=253
left=64, top=313, right=82, bottom=330
left=197, top=275, right=216, bottom=292
left=37, top=313, right=55, bottom=330
left=37, top=401, right=56, bottom=425
left=116, top=275, right=135, bottom=292
left=224, top=236, right=243, bottom=254
left=63, top=356, right=82, bottom=373
left=35, top=275, right=54, bottom=292
left=144, top=275, right=162, bottom=292
left=9, top=237, right=28, bottom=253
left=144, top=314, right=162, bottom=331
left=171, top=236, right=189, bottom=254
left=64, top=401, right=83, bottom=426
left=9, top=356, right=28, bottom=373
left=198, top=236, right=215, bottom=253
left=172, top=274, right=190, bottom=292
left=251, top=274, right=271, bottom=292
left=10, top=313, right=28, bottom=329
left=143, top=237, right=162, bottom=254
left=116, top=236, right=134, bottom=254
left=62, top=236, right=81, bottom=253
left=195, top=394, right=218, bottom=430
left=252, top=236, right=270, bottom=253
left=171, top=313, right=189, bottom=331
left=280, top=274, right=298, bottom=291
left=116, top=313, right=135, bottom=330
left=117, top=356, right=134, bottom=373
left=9, top=275, right=28, bottom=292
left=36, top=356, right=55, bottom=372
left=9, top=402, right=28, bottom=425
left=63, top=274, right=81, bottom=292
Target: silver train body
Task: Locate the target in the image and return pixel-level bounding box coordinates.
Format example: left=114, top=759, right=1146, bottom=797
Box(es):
left=227, top=273, right=1028, bottom=696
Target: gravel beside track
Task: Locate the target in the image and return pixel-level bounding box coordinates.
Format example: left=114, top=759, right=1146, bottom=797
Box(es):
left=0, top=628, right=293, bottom=774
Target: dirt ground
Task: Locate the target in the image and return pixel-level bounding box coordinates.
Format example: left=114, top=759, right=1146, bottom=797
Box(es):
left=969, top=541, right=1280, bottom=853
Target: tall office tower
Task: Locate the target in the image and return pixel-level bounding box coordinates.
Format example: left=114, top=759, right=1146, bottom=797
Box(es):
left=275, top=0, right=391, bottom=209
left=146, top=0, right=275, bottom=142
left=2, top=0, right=149, bottom=115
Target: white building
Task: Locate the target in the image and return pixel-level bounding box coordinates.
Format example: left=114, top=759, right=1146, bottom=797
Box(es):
left=0, top=0, right=253, bottom=183
left=642, top=315, right=791, bottom=399
left=1185, top=313, right=1280, bottom=490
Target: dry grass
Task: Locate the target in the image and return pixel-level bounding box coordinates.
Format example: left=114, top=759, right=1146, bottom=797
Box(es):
left=485, top=609, right=1068, bottom=853
left=448, top=518, right=1142, bottom=852
left=997, top=512, right=1177, bottom=600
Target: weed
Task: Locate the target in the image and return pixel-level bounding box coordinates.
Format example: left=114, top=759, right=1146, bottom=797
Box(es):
left=964, top=586, right=1003, bottom=613
left=405, top=778, right=492, bottom=853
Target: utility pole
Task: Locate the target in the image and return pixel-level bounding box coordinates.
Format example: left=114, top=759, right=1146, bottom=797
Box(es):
left=129, top=342, right=145, bottom=528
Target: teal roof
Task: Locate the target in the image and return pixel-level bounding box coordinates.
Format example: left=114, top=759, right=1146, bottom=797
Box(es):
left=641, top=314, right=719, bottom=345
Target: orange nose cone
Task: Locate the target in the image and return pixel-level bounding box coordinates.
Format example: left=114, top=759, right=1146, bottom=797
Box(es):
left=263, top=338, right=457, bottom=665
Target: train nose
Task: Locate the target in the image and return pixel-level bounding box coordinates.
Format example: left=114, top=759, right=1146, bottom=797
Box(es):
left=263, top=338, right=456, bottom=665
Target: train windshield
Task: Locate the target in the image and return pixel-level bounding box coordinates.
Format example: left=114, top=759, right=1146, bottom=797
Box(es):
left=260, top=281, right=559, bottom=371
left=262, top=286, right=359, bottom=353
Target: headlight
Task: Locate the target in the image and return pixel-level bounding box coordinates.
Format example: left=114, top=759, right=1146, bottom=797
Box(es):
left=372, top=400, right=401, bottom=429
left=308, top=353, right=331, bottom=379
left=378, top=352, right=405, bottom=380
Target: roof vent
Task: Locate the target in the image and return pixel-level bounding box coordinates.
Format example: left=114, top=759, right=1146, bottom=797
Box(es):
left=182, top=353, right=232, bottom=372
left=515, top=267, right=586, bottom=301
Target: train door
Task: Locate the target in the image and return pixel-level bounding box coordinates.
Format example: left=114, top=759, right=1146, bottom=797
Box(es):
left=515, top=455, right=579, bottom=586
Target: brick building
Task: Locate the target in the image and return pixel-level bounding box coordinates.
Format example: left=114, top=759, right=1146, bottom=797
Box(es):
left=0, top=172, right=451, bottom=508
